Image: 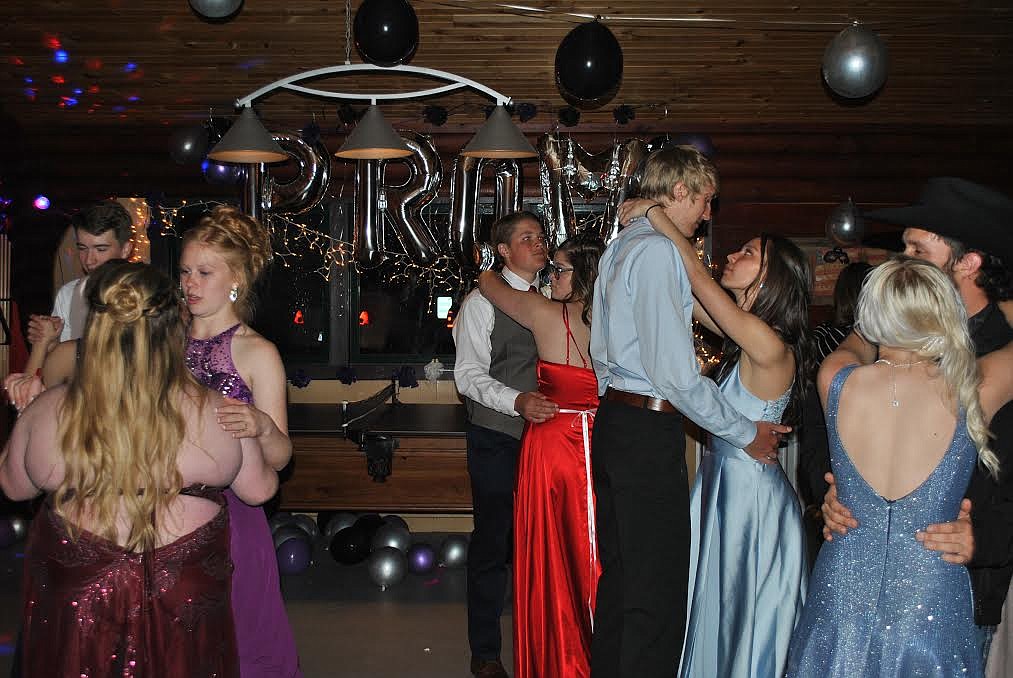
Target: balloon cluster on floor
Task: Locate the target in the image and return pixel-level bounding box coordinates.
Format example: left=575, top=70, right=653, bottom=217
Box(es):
left=269, top=510, right=468, bottom=591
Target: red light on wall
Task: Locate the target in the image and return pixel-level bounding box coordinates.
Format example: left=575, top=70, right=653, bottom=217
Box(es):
left=293, top=310, right=305, bottom=325
left=44, top=35, right=62, bottom=50
left=51, top=75, right=65, bottom=84
left=359, top=311, right=370, bottom=326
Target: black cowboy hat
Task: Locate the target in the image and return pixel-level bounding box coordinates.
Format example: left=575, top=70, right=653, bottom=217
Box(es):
left=864, top=177, right=1013, bottom=264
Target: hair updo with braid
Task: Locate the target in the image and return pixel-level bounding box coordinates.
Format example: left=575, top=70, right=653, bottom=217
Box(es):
left=182, top=206, right=273, bottom=321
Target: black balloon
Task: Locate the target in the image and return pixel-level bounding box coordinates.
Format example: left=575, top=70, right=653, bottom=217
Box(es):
left=203, top=159, right=245, bottom=185
left=555, top=20, right=623, bottom=107
left=189, top=0, right=243, bottom=20
left=354, top=0, right=419, bottom=67
left=169, top=125, right=209, bottom=166
left=353, top=513, right=385, bottom=542
left=329, top=526, right=372, bottom=565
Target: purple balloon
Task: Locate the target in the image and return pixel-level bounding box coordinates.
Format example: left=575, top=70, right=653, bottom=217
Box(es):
left=407, top=542, right=436, bottom=575
left=277, top=536, right=313, bottom=575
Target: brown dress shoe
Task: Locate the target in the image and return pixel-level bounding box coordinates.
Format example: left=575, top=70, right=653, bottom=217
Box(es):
left=470, top=657, right=509, bottom=678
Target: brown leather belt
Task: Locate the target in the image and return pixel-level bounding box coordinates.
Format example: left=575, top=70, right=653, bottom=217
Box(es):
left=603, top=387, right=679, bottom=414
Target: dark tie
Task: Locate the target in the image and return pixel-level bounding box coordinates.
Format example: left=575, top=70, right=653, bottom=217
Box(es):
left=529, top=285, right=539, bottom=294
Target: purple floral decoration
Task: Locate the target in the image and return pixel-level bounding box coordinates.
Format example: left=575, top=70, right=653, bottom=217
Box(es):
left=395, top=366, right=419, bottom=388
left=288, top=368, right=312, bottom=389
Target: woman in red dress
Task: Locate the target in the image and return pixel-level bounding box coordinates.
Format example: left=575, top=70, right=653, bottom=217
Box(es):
left=0, top=261, right=279, bottom=677
left=478, top=234, right=606, bottom=678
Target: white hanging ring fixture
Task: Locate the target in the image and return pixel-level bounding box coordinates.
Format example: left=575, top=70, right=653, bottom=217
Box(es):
left=235, top=64, right=512, bottom=108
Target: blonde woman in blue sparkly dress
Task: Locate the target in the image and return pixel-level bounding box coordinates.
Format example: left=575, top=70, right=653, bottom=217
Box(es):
left=786, top=258, right=1013, bottom=677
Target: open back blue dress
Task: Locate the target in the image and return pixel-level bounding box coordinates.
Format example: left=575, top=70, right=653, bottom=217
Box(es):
left=785, top=365, right=982, bottom=677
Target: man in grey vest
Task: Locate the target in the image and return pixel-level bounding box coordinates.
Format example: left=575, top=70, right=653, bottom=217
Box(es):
left=453, top=211, right=559, bottom=678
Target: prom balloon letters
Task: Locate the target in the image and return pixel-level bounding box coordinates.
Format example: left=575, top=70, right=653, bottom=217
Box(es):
left=253, top=130, right=689, bottom=269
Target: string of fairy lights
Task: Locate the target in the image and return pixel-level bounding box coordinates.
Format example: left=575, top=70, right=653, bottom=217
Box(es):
left=141, top=198, right=720, bottom=367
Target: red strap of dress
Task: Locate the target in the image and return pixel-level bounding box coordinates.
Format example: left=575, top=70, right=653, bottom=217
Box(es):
left=562, top=303, right=588, bottom=368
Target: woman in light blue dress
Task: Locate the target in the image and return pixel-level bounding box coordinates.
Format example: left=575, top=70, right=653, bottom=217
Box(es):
left=620, top=199, right=814, bottom=678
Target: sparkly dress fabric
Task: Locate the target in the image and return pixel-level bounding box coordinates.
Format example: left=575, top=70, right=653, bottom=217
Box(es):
left=186, top=323, right=302, bottom=678
left=681, top=362, right=807, bottom=678
left=785, top=365, right=982, bottom=677
left=513, top=306, right=601, bottom=678
left=21, top=487, right=238, bottom=677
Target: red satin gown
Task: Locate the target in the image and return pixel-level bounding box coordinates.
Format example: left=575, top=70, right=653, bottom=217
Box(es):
left=21, top=487, right=238, bottom=677
left=513, top=305, right=601, bottom=678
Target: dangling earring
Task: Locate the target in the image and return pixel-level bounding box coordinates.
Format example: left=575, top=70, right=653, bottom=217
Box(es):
left=229, top=285, right=238, bottom=303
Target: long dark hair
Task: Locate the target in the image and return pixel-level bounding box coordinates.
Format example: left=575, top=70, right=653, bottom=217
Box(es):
left=713, top=234, right=816, bottom=425
left=555, top=233, right=606, bottom=326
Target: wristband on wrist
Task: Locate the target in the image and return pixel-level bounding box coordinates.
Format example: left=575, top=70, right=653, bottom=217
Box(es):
left=645, top=203, right=663, bottom=219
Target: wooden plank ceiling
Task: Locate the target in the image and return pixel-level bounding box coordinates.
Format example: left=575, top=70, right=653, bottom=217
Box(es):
left=2, top=0, right=1012, bottom=137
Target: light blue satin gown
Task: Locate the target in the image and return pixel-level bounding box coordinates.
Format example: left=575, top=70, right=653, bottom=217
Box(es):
left=681, top=362, right=808, bottom=678
left=785, top=365, right=982, bottom=677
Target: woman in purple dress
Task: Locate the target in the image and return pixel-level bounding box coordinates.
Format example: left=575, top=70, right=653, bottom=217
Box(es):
left=180, top=206, right=301, bottom=677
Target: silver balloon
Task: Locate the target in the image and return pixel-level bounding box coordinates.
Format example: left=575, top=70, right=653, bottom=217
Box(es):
left=538, top=131, right=577, bottom=246
left=492, top=160, right=524, bottom=222
left=272, top=525, right=308, bottom=550
left=382, top=514, right=410, bottom=531
left=324, top=512, right=358, bottom=540
left=266, top=133, right=331, bottom=216
left=438, top=534, right=469, bottom=568
left=474, top=242, right=495, bottom=271
left=381, top=130, right=443, bottom=266
left=189, top=0, right=243, bottom=19
left=538, top=132, right=647, bottom=244
left=448, top=155, right=482, bottom=269
left=292, top=514, right=321, bottom=541
left=448, top=153, right=524, bottom=269
left=371, top=524, right=412, bottom=553
left=367, top=546, right=407, bottom=591
left=9, top=516, right=28, bottom=542
left=826, top=197, right=866, bottom=246
left=822, top=24, right=889, bottom=99
left=240, top=162, right=269, bottom=223
left=597, top=138, right=648, bottom=243
left=353, top=159, right=386, bottom=268
left=268, top=512, right=295, bottom=533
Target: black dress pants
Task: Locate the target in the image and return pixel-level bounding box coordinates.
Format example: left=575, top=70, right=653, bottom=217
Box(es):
left=466, top=422, right=522, bottom=662
left=590, top=399, right=689, bottom=678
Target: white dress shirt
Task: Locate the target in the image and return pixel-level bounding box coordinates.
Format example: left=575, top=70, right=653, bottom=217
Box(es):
left=453, top=266, right=537, bottom=417
left=51, top=276, right=87, bottom=342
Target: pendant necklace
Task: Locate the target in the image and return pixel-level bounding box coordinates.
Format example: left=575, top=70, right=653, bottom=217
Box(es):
left=875, top=358, right=927, bottom=407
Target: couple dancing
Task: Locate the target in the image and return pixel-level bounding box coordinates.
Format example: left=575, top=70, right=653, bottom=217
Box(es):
left=457, top=146, right=810, bottom=678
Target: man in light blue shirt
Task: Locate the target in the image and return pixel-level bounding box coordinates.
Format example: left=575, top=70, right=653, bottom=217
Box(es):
left=589, top=146, right=788, bottom=678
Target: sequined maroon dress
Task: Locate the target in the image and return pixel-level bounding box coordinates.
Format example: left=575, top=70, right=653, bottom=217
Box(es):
left=186, top=323, right=301, bottom=677
left=21, top=487, right=238, bottom=677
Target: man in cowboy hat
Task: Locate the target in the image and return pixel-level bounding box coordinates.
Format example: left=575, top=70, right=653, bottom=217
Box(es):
left=822, top=176, right=1013, bottom=661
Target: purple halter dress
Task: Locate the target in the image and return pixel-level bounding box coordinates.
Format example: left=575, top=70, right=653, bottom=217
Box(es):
left=186, top=323, right=302, bottom=678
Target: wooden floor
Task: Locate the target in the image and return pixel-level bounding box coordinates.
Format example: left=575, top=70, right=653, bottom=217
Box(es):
left=0, top=528, right=508, bottom=678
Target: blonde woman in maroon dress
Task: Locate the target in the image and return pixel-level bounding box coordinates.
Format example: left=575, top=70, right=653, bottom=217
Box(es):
left=0, top=261, right=278, bottom=677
